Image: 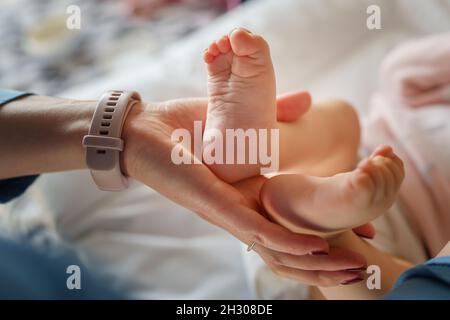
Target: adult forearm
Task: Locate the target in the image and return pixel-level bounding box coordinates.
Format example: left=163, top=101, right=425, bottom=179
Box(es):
left=0, top=95, right=95, bottom=179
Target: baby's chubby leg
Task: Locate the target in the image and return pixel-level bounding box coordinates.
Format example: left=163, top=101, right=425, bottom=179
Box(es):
left=278, top=99, right=360, bottom=178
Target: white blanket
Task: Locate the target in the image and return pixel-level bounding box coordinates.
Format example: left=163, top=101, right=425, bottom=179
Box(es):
left=3, top=0, right=450, bottom=299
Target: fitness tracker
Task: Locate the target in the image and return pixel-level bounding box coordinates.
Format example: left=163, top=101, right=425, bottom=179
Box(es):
left=82, top=90, right=141, bottom=191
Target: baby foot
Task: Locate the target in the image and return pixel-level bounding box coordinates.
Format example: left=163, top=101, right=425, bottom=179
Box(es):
left=260, top=146, right=405, bottom=235
left=203, top=28, right=277, bottom=183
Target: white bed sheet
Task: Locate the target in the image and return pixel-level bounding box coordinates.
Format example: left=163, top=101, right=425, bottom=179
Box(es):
left=3, top=0, right=450, bottom=299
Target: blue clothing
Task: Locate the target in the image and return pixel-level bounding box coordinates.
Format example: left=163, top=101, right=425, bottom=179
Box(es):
left=0, top=237, right=123, bottom=299
left=0, top=89, right=39, bottom=203
left=385, top=256, right=450, bottom=300
left=0, top=175, right=39, bottom=203
left=0, top=89, right=33, bottom=106
left=0, top=89, right=123, bottom=299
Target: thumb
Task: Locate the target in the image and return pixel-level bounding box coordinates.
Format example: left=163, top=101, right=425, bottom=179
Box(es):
left=352, top=223, right=376, bottom=239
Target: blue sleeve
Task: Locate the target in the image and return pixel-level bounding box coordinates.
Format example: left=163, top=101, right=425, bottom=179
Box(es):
left=0, top=89, right=38, bottom=203
left=0, top=237, right=124, bottom=299
left=0, top=176, right=39, bottom=203
left=0, top=89, right=33, bottom=106
left=384, top=256, right=450, bottom=300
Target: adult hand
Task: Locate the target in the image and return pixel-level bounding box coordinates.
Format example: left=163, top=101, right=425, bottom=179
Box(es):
left=122, top=91, right=369, bottom=286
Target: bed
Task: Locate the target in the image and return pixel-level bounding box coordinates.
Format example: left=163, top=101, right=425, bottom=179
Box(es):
left=2, top=0, right=450, bottom=299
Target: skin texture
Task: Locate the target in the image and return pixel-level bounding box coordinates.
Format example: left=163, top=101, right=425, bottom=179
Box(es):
left=203, top=28, right=361, bottom=183
left=0, top=91, right=373, bottom=287
left=204, top=28, right=277, bottom=183
left=260, top=146, right=405, bottom=236
left=124, top=98, right=374, bottom=286
left=202, top=28, right=411, bottom=295
left=235, top=173, right=413, bottom=296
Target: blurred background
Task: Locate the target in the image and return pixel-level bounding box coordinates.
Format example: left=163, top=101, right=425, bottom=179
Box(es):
left=0, top=0, right=243, bottom=95
left=0, top=0, right=449, bottom=299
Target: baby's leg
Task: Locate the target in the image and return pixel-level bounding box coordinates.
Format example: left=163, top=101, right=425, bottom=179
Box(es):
left=319, top=230, right=412, bottom=298
left=204, top=28, right=360, bottom=183
left=260, top=145, right=405, bottom=236
left=278, top=99, right=360, bottom=177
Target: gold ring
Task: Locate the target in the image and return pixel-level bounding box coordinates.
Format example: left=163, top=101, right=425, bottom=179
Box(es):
left=247, top=241, right=256, bottom=252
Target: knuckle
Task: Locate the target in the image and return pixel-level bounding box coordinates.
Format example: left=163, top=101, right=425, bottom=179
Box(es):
left=269, top=265, right=282, bottom=276
left=269, top=254, right=284, bottom=266
left=251, top=224, right=268, bottom=248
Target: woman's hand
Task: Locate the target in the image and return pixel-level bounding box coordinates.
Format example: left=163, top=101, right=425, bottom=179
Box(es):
left=0, top=90, right=371, bottom=287
left=122, top=91, right=370, bottom=286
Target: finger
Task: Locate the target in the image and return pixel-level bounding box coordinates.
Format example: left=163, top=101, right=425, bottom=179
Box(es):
left=229, top=203, right=329, bottom=256
left=186, top=171, right=327, bottom=256
left=268, top=264, right=365, bottom=287
left=255, top=246, right=367, bottom=271
left=352, top=223, right=376, bottom=239
left=276, top=90, right=312, bottom=122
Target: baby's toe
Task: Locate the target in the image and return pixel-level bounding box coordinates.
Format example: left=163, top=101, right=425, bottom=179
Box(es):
left=203, top=49, right=215, bottom=63
left=229, top=28, right=269, bottom=57
left=371, top=146, right=405, bottom=192
left=390, top=154, right=405, bottom=187
left=216, top=35, right=231, bottom=53
left=371, top=156, right=391, bottom=202
left=350, top=169, right=375, bottom=197
left=208, top=42, right=220, bottom=56
left=371, top=145, right=394, bottom=159
left=358, top=157, right=385, bottom=203
left=378, top=158, right=396, bottom=198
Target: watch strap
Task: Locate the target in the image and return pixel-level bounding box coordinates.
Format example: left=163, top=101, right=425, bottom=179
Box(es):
left=82, top=90, right=141, bottom=191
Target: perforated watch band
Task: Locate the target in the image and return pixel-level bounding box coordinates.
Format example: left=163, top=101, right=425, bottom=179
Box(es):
left=82, top=90, right=141, bottom=191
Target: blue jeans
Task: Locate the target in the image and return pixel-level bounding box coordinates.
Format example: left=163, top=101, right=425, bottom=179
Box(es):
left=0, top=237, right=123, bottom=299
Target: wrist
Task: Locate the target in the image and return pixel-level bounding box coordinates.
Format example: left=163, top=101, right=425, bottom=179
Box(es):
left=62, top=98, right=96, bottom=170
left=120, top=101, right=147, bottom=179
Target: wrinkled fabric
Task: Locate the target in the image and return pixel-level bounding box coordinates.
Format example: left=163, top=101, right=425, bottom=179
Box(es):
left=363, top=33, right=450, bottom=256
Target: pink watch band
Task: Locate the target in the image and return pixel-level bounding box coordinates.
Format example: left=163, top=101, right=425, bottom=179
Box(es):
left=82, top=90, right=141, bottom=191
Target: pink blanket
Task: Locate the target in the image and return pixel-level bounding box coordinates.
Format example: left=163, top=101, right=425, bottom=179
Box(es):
left=362, top=33, right=450, bottom=257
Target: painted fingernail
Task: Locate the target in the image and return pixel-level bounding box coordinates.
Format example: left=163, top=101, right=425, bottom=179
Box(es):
left=341, top=276, right=364, bottom=285
left=345, top=266, right=367, bottom=272
left=310, top=250, right=329, bottom=256
left=359, top=234, right=375, bottom=240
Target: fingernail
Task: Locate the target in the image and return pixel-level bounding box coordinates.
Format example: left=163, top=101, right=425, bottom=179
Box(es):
left=341, top=276, right=364, bottom=285
left=359, top=234, right=374, bottom=240
left=229, top=27, right=252, bottom=36
left=240, top=27, right=252, bottom=34
left=229, top=27, right=239, bottom=35
left=345, top=266, right=367, bottom=272
left=310, top=250, right=329, bottom=256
